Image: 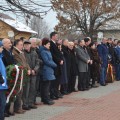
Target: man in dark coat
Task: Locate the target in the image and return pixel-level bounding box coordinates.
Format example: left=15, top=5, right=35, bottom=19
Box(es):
left=75, top=39, right=91, bottom=91
left=50, top=32, right=63, bottom=99
left=107, top=38, right=115, bottom=65
left=84, top=37, right=92, bottom=88
left=97, top=38, right=109, bottom=86
left=23, top=40, right=40, bottom=110
left=2, top=39, right=15, bottom=67
left=62, top=39, right=71, bottom=93
left=2, top=38, right=16, bottom=117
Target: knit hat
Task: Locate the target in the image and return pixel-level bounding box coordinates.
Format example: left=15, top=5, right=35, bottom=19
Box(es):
left=0, top=41, right=3, bottom=47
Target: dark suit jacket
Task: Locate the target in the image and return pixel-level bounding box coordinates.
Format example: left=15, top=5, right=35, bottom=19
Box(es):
left=62, top=45, right=71, bottom=78
left=50, top=41, right=63, bottom=64
left=2, top=48, right=15, bottom=67
left=97, top=43, right=108, bottom=67
left=50, top=41, right=63, bottom=76
left=107, top=43, right=115, bottom=65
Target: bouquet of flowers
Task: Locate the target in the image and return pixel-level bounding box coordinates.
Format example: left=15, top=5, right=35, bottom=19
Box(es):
left=6, top=64, right=28, bottom=102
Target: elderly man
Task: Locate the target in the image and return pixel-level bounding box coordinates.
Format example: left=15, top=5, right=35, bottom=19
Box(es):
left=12, top=39, right=31, bottom=114
left=29, top=38, right=41, bottom=105
left=2, top=38, right=15, bottom=66
left=68, top=42, right=78, bottom=92
left=23, top=40, right=39, bottom=109
left=2, top=38, right=15, bottom=117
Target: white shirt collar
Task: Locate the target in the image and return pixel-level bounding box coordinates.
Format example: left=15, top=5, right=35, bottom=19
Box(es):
left=51, top=39, right=56, bottom=44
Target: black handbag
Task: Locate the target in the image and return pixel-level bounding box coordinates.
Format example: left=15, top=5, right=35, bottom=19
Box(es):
left=0, top=73, right=4, bottom=84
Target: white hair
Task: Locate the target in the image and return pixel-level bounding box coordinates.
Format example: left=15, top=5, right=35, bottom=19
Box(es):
left=29, top=38, right=37, bottom=42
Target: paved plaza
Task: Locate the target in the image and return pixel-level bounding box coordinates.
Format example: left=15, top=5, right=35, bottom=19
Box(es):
left=6, top=81, right=120, bottom=120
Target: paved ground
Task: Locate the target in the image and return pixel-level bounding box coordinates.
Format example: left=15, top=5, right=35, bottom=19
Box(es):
left=6, top=81, right=120, bottom=120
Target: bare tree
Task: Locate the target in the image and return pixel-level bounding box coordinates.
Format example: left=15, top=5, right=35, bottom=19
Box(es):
left=31, top=16, right=51, bottom=38
left=51, top=0, right=120, bottom=39
left=0, top=0, right=52, bottom=18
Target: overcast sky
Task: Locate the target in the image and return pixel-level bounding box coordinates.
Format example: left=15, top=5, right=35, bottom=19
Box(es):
left=0, top=0, right=58, bottom=30
left=44, top=9, right=58, bottom=31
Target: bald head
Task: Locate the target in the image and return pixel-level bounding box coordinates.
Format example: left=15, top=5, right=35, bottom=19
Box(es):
left=2, top=38, right=12, bottom=50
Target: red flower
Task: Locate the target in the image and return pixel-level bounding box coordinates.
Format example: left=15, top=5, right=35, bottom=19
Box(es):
left=19, top=66, right=24, bottom=69
left=13, top=90, right=17, bottom=95
left=13, top=68, right=16, bottom=71
left=11, top=80, right=14, bottom=83
left=12, top=73, right=16, bottom=77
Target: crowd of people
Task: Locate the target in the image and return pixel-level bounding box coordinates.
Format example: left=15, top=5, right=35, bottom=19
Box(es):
left=0, top=31, right=120, bottom=120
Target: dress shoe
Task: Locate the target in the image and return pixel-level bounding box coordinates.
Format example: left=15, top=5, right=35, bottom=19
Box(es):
left=22, top=106, right=31, bottom=110
left=92, top=84, right=99, bottom=88
left=61, top=91, right=69, bottom=95
left=4, top=113, right=10, bottom=117
left=29, top=105, right=37, bottom=109
left=56, top=94, right=63, bottom=98
left=8, top=112, right=15, bottom=116
left=100, top=83, right=106, bottom=86
left=72, top=89, right=78, bottom=92
left=50, top=95, right=59, bottom=100
left=84, top=88, right=89, bottom=91
left=78, top=88, right=84, bottom=91
left=15, top=110, right=25, bottom=114
left=34, top=102, right=41, bottom=105
left=43, top=100, right=55, bottom=105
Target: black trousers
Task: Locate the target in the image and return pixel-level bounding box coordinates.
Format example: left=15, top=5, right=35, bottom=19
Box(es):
left=50, top=75, right=61, bottom=97
left=41, top=80, right=51, bottom=102
left=86, top=66, right=91, bottom=88
left=60, top=83, right=68, bottom=93
left=68, top=76, right=76, bottom=92
left=78, top=72, right=87, bottom=90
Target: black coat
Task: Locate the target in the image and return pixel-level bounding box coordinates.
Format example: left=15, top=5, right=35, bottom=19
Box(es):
left=62, top=45, right=71, bottom=79
left=2, top=48, right=15, bottom=67
left=69, top=49, right=78, bottom=76
left=50, top=41, right=63, bottom=76
left=107, top=43, right=115, bottom=64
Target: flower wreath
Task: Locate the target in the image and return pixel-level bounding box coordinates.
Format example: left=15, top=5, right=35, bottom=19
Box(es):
left=6, top=64, right=28, bottom=102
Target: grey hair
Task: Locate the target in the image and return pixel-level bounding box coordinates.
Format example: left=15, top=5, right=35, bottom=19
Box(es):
left=29, top=38, right=37, bottom=42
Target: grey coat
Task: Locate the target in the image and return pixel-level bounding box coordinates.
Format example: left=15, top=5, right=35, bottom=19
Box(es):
left=24, top=49, right=40, bottom=74
left=75, top=46, right=90, bottom=72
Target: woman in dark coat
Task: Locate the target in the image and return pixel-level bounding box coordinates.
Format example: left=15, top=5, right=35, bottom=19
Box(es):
left=89, top=42, right=101, bottom=87
left=40, top=38, right=57, bottom=105
left=56, top=42, right=68, bottom=95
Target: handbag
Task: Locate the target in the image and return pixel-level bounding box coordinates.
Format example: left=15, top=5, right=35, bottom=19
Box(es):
left=0, top=73, right=4, bottom=84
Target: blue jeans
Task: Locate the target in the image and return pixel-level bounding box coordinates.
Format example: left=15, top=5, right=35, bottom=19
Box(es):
left=0, top=90, right=6, bottom=120
left=100, top=66, right=107, bottom=84
left=115, top=64, right=120, bottom=80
